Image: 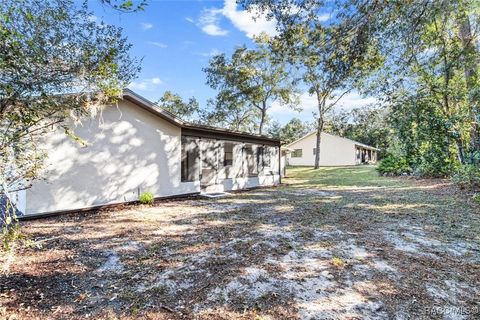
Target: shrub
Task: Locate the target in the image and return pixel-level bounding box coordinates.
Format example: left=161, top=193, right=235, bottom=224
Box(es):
left=139, top=191, right=154, bottom=205
left=377, top=155, right=412, bottom=176
left=452, top=165, right=480, bottom=191
left=413, top=149, right=458, bottom=178
left=473, top=193, right=480, bottom=204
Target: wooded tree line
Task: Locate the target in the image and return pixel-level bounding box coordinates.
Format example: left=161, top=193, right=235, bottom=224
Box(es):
left=196, top=0, right=480, bottom=178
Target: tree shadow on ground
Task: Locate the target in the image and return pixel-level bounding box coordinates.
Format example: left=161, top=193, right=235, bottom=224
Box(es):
left=2, top=167, right=479, bottom=319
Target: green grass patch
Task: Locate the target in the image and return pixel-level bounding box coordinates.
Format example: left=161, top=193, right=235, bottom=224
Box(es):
left=284, top=165, right=409, bottom=189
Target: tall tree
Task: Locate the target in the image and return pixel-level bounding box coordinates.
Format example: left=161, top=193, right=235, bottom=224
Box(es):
left=276, top=26, right=379, bottom=168
left=242, top=0, right=382, bottom=168
left=203, top=34, right=298, bottom=134
left=363, top=0, right=479, bottom=172
left=457, top=8, right=480, bottom=162
left=201, top=91, right=260, bottom=133
left=243, top=0, right=480, bottom=173
left=1, top=0, right=139, bottom=229
left=157, top=91, right=200, bottom=122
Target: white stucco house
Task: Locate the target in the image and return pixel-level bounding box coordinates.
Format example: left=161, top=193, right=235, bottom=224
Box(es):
left=286, top=131, right=379, bottom=166
left=12, top=89, right=282, bottom=217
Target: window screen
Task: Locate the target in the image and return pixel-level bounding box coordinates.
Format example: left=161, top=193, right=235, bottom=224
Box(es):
left=181, top=137, right=199, bottom=182
left=292, top=149, right=303, bottom=158
left=245, top=145, right=257, bottom=176
left=257, top=146, right=264, bottom=169
left=224, top=142, right=233, bottom=166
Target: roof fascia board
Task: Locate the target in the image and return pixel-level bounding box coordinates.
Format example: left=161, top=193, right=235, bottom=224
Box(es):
left=182, top=126, right=280, bottom=146
left=122, top=89, right=185, bottom=126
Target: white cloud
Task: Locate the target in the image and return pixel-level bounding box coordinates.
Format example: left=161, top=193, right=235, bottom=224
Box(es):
left=317, top=13, right=331, bottom=22
left=151, top=77, right=162, bottom=84
left=185, top=17, right=195, bottom=23
left=199, top=48, right=222, bottom=57
left=141, top=22, right=153, bottom=30
left=222, top=0, right=277, bottom=38
left=202, top=24, right=229, bottom=36
left=198, top=8, right=229, bottom=36
left=196, top=0, right=277, bottom=38
left=147, top=41, right=168, bottom=48
left=128, top=77, right=163, bottom=91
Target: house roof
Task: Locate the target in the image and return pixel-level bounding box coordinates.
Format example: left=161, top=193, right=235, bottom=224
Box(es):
left=122, top=89, right=280, bottom=146
left=285, top=131, right=380, bottom=151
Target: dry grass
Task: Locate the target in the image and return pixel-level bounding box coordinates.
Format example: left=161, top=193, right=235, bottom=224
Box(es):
left=1, top=165, right=479, bottom=319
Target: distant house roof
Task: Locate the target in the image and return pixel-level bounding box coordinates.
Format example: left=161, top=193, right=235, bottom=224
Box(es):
left=285, top=131, right=380, bottom=151
left=122, top=89, right=280, bottom=146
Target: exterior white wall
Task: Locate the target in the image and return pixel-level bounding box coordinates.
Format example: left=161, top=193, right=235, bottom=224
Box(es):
left=25, top=99, right=199, bottom=215
left=286, top=132, right=357, bottom=166
left=203, top=175, right=280, bottom=193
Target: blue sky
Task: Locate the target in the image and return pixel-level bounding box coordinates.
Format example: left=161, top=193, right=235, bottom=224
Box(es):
left=88, top=0, right=375, bottom=125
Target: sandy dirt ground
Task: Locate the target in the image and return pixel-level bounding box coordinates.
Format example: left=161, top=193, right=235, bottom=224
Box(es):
left=1, top=166, right=479, bottom=319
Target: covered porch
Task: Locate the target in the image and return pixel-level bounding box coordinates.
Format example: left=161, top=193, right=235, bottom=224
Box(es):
left=180, top=126, right=281, bottom=193
left=355, top=145, right=379, bottom=164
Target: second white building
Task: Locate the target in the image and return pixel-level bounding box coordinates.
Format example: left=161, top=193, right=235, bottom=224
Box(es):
left=286, top=132, right=379, bottom=166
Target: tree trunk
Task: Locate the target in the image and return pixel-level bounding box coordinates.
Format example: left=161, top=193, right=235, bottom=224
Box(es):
left=258, top=101, right=267, bottom=135
left=458, top=13, right=480, bottom=163
left=314, top=88, right=326, bottom=169
left=455, top=138, right=465, bottom=164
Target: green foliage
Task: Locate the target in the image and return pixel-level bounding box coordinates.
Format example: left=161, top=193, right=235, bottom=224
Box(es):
left=414, top=148, right=459, bottom=178
left=241, top=0, right=480, bottom=177
left=203, top=34, right=298, bottom=134
left=201, top=92, right=261, bottom=133
left=453, top=165, right=480, bottom=191
left=1, top=222, right=22, bottom=252
left=1, top=197, right=23, bottom=251
left=473, top=193, right=480, bottom=204
left=387, top=95, right=464, bottom=177
left=98, top=0, right=147, bottom=12
left=157, top=91, right=200, bottom=122
left=268, top=118, right=314, bottom=144
left=377, top=155, right=412, bottom=176
left=248, top=3, right=381, bottom=167
left=325, top=106, right=390, bottom=157
left=366, top=1, right=478, bottom=174
left=139, top=192, right=154, bottom=205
